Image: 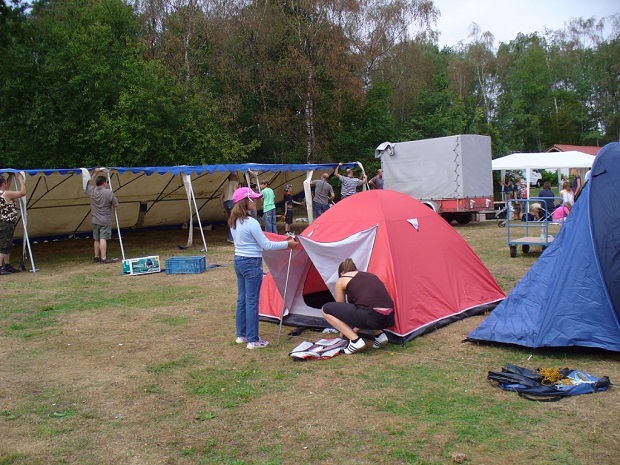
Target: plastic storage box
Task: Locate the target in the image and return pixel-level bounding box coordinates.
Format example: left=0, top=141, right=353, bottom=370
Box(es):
left=165, top=256, right=207, bottom=274
left=122, top=256, right=161, bottom=275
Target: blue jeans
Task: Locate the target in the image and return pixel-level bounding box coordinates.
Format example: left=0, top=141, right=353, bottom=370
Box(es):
left=263, top=209, right=278, bottom=233
left=234, top=256, right=264, bottom=343
left=314, top=202, right=329, bottom=218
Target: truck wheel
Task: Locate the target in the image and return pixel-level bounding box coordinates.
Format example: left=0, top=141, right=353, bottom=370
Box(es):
left=536, top=180, right=543, bottom=188
left=510, top=246, right=517, bottom=258
left=455, top=214, right=472, bottom=225
left=522, top=245, right=530, bottom=254
left=441, top=213, right=455, bottom=224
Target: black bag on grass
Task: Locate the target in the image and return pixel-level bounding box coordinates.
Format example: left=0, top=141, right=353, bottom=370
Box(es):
left=488, top=363, right=611, bottom=402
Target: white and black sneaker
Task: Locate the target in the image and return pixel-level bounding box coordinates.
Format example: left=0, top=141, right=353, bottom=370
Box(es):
left=341, top=337, right=366, bottom=355
left=373, top=332, right=389, bottom=349
left=247, top=339, right=269, bottom=350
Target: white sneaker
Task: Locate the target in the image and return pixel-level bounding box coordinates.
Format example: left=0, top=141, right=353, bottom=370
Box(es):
left=247, top=339, right=269, bottom=349
left=342, top=338, right=366, bottom=355
left=235, top=337, right=247, bottom=344
left=373, top=332, right=389, bottom=349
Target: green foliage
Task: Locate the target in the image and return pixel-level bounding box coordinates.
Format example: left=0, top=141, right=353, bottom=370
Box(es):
left=0, top=1, right=616, bottom=167
left=406, top=72, right=472, bottom=139
left=0, top=0, right=250, bottom=167
left=541, top=170, right=558, bottom=186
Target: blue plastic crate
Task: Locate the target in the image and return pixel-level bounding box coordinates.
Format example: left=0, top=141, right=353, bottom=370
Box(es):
left=165, top=256, right=206, bottom=274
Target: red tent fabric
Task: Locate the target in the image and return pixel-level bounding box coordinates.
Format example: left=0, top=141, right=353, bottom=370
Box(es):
left=259, top=190, right=504, bottom=342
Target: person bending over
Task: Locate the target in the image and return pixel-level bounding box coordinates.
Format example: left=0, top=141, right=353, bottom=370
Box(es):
left=322, top=258, right=394, bottom=355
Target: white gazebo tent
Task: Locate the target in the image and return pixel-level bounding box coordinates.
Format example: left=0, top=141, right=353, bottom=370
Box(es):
left=492, top=151, right=595, bottom=198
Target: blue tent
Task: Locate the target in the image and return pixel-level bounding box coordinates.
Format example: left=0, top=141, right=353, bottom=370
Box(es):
left=467, top=143, right=620, bottom=351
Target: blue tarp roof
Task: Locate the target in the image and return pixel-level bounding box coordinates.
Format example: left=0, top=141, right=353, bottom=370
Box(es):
left=0, top=162, right=342, bottom=177
left=1, top=162, right=348, bottom=241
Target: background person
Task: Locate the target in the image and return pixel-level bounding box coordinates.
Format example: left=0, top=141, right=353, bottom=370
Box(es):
left=310, top=172, right=334, bottom=218
left=369, top=169, right=384, bottom=189
left=283, top=184, right=304, bottom=236
left=335, top=163, right=367, bottom=200
left=552, top=202, right=572, bottom=222
left=534, top=181, right=556, bottom=220
left=220, top=173, right=239, bottom=243
left=511, top=176, right=524, bottom=220
left=322, top=258, right=394, bottom=355
left=228, top=187, right=298, bottom=350
left=0, top=172, right=26, bottom=274
left=86, top=168, right=119, bottom=264
left=572, top=173, right=582, bottom=197
left=559, top=181, right=575, bottom=206
left=502, top=173, right=512, bottom=203
left=521, top=202, right=543, bottom=222
left=259, top=179, right=277, bottom=234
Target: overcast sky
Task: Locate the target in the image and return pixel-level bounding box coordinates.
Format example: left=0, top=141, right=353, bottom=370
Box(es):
left=432, top=0, right=619, bottom=47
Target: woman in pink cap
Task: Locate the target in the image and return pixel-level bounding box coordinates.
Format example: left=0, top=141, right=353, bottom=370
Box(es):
left=228, top=187, right=298, bottom=349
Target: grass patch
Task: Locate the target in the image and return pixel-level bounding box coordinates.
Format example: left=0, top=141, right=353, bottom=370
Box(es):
left=146, top=353, right=197, bottom=374
left=0, top=226, right=618, bottom=465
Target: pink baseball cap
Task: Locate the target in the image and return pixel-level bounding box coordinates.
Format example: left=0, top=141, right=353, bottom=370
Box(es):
left=232, top=187, right=263, bottom=204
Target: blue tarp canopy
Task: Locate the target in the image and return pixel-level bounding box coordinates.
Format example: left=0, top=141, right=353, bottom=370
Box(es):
left=467, top=142, right=620, bottom=351
left=0, top=163, right=342, bottom=241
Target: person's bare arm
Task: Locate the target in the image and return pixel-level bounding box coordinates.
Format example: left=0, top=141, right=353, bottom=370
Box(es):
left=334, top=277, right=347, bottom=302
left=4, top=173, right=26, bottom=201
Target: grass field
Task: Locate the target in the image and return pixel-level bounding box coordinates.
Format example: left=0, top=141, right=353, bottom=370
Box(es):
left=1, top=220, right=619, bottom=465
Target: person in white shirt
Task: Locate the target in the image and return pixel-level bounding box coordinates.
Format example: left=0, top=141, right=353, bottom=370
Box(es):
left=228, top=187, right=298, bottom=349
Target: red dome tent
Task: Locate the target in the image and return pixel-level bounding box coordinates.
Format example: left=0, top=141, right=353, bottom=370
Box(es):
left=259, top=190, right=505, bottom=343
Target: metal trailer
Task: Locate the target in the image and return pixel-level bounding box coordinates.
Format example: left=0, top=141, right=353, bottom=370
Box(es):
left=375, top=135, right=494, bottom=225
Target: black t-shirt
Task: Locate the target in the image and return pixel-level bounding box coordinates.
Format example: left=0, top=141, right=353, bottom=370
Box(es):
left=346, top=272, right=394, bottom=310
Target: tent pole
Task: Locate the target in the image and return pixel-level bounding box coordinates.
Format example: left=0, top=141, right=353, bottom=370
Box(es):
left=14, top=172, right=37, bottom=272
left=356, top=161, right=369, bottom=191
left=106, top=170, right=126, bottom=261
left=183, top=174, right=208, bottom=252
left=276, top=248, right=294, bottom=346
left=303, top=170, right=314, bottom=224
left=181, top=173, right=194, bottom=249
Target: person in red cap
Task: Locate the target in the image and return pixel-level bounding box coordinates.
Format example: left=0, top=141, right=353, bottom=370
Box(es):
left=228, top=187, right=298, bottom=349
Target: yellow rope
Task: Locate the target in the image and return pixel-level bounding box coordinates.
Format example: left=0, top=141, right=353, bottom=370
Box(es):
left=537, top=367, right=565, bottom=384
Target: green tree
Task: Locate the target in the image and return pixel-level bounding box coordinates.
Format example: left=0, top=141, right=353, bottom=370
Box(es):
left=495, top=33, right=555, bottom=152
left=0, top=0, right=249, bottom=168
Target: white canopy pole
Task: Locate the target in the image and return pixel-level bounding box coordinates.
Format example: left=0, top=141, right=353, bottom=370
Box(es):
left=356, top=161, right=369, bottom=191
left=303, top=170, right=314, bottom=224
left=182, top=173, right=208, bottom=253
left=181, top=173, right=195, bottom=249
left=525, top=168, right=531, bottom=199
left=105, top=170, right=126, bottom=261
left=14, top=172, right=37, bottom=272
